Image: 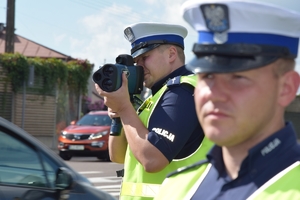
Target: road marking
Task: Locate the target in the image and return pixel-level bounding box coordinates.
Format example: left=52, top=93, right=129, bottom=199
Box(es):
left=104, top=192, right=120, bottom=196
left=78, top=172, right=121, bottom=198
left=88, top=177, right=121, bottom=183
left=96, top=185, right=121, bottom=189
left=79, top=171, right=103, bottom=174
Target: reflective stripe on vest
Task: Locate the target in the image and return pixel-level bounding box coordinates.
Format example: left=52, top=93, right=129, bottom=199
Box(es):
left=154, top=163, right=211, bottom=200
left=121, top=182, right=161, bottom=198
left=247, top=161, right=300, bottom=200
left=120, top=75, right=213, bottom=200
left=183, top=163, right=212, bottom=200
left=155, top=161, right=300, bottom=200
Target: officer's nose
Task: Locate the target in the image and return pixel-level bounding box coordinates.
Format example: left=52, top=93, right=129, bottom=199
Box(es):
left=203, top=75, right=230, bottom=103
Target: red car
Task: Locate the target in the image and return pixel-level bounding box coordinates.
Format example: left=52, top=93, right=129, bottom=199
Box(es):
left=58, top=111, right=111, bottom=161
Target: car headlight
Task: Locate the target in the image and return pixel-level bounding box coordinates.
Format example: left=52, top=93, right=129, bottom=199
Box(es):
left=89, top=131, right=108, bottom=140
left=61, top=131, right=68, bottom=137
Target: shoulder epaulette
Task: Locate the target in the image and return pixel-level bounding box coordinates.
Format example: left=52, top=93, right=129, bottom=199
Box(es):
left=167, top=76, right=181, bottom=87
left=167, top=159, right=209, bottom=178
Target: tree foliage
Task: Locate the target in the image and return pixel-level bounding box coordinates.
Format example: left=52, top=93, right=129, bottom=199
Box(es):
left=0, top=53, right=94, bottom=94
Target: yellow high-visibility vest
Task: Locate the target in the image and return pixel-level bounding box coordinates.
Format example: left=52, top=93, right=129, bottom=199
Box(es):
left=120, top=75, right=214, bottom=200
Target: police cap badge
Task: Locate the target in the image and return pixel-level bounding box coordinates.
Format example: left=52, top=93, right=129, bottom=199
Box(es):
left=181, top=0, right=300, bottom=74
left=123, top=22, right=188, bottom=58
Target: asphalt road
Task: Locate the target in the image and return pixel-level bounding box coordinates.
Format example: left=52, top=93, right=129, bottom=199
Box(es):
left=66, top=156, right=124, bottom=199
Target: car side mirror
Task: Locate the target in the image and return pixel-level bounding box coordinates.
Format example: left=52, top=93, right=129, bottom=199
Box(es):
left=70, top=120, right=77, bottom=125
left=55, top=167, right=74, bottom=190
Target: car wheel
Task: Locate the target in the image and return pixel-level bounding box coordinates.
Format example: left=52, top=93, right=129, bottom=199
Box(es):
left=59, top=151, right=72, bottom=161
left=97, top=156, right=111, bottom=162
left=97, top=151, right=110, bottom=162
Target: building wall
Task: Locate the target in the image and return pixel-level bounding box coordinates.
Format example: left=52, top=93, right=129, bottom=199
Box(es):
left=14, top=93, right=57, bottom=149
left=14, top=93, right=56, bottom=136
left=0, top=66, right=13, bottom=121
left=1, top=64, right=57, bottom=149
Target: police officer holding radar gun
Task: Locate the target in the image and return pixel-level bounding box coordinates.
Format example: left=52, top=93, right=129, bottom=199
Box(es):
left=94, top=23, right=213, bottom=200
left=154, top=0, right=300, bottom=199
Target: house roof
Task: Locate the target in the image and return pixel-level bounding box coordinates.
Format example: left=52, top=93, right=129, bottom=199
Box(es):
left=0, top=30, right=73, bottom=60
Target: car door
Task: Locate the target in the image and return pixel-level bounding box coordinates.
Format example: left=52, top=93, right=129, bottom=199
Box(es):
left=0, top=127, right=59, bottom=200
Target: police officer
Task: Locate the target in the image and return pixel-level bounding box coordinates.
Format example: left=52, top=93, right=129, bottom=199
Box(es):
left=155, top=0, right=300, bottom=199
left=95, top=22, right=213, bottom=200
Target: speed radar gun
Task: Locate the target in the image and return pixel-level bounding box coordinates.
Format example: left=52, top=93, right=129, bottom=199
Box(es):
left=92, top=54, right=144, bottom=136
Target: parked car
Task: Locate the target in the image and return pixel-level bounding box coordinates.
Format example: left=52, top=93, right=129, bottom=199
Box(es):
left=58, top=111, right=112, bottom=161
left=0, top=116, right=116, bottom=200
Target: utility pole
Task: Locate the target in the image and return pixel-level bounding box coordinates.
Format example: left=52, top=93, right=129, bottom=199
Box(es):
left=5, top=0, right=15, bottom=53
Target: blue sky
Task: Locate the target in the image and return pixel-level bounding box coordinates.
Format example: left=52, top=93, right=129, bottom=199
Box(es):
left=0, top=0, right=300, bottom=80
left=0, top=0, right=193, bottom=67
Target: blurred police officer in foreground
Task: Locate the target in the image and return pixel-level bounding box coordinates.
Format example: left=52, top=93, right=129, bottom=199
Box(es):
left=95, top=22, right=213, bottom=200
left=154, top=0, right=300, bottom=199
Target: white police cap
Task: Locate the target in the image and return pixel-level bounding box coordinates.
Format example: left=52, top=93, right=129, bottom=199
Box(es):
left=124, top=22, right=188, bottom=58
left=181, top=0, right=300, bottom=73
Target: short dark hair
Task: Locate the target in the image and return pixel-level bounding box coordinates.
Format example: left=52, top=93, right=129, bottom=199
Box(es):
left=158, top=44, right=185, bottom=63
left=273, top=58, right=296, bottom=78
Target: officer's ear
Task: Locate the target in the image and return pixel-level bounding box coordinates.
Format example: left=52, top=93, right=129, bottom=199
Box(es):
left=168, top=45, right=177, bottom=63
left=278, top=69, right=300, bottom=107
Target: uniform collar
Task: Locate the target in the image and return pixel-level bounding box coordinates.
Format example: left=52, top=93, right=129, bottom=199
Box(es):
left=207, top=122, right=298, bottom=178
left=151, top=65, right=192, bottom=95
left=240, top=122, right=298, bottom=176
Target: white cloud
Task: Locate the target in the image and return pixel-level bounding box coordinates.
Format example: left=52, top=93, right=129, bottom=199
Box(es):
left=67, top=1, right=194, bottom=69
left=54, top=33, right=67, bottom=46
left=69, top=37, right=86, bottom=50
left=64, top=0, right=300, bottom=86
left=69, top=4, right=141, bottom=69
left=144, top=0, right=159, bottom=5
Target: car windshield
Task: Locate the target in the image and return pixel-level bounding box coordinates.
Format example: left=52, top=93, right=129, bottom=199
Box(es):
left=76, top=114, right=112, bottom=126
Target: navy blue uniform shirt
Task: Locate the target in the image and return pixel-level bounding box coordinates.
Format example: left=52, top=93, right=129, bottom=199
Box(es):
left=144, top=66, right=204, bottom=162
left=191, top=122, right=300, bottom=200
